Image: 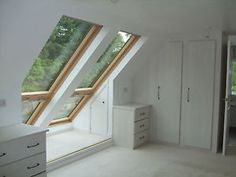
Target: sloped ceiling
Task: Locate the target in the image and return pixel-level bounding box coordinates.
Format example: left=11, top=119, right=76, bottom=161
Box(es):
left=0, top=0, right=235, bottom=125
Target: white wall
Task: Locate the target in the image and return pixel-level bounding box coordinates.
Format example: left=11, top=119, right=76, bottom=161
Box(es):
left=0, top=0, right=234, bottom=128
left=114, top=30, right=223, bottom=152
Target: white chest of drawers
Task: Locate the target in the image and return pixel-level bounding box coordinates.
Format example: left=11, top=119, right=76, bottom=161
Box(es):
left=113, top=104, right=150, bottom=149
left=0, top=124, right=47, bottom=177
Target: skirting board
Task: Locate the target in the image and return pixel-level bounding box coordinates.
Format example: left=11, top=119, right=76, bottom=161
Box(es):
left=47, top=138, right=113, bottom=172
left=150, top=140, right=213, bottom=153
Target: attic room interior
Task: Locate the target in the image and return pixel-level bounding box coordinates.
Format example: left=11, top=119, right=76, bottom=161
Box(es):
left=1, top=0, right=236, bottom=177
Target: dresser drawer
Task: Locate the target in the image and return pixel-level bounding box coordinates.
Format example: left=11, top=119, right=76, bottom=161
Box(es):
left=0, top=152, right=46, bottom=177
left=134, top=130, right=148, bottom=148
left=0, top=132, right=46, bottom=166
left=134, top=119, right=149, bottom=134
left=134, top=107, right=149, bottom=121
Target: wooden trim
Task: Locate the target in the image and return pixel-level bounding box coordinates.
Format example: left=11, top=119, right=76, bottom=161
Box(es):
left=68, top=95, right=92, bottom=122
left=93, top=35, right=139, bottom=89
left=73, top=88, right=94, bottom=96
left=26, top=25, right=102, bottom=125
left=26, top=100, right=46, bottom=125
left=49, top=117, right=72, bottom=126
left=48, top=25, right=102, bottom=95
left=68, top=35, right=140, bottom=122
left=22, top=91, right=49, bottom=101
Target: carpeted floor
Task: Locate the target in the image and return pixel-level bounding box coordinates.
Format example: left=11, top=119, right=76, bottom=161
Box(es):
left=47, top=129, right=110, bottom=162
left=48, top=143, right=236, bottom=177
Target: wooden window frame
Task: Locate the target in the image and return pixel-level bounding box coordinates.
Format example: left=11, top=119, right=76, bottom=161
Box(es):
left=22, top=25, right=102, bottom=125
left=49, top=34, right=140, bottom=126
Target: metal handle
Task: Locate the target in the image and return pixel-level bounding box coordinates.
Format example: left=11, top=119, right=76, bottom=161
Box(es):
left=187, top=88, right=190, bottom=102
left=139, top=112, right=145, bottom=116
left=0, top=152, right=6, bottom=157
left=158, top=86, right=160, bottom=100
left=27, top=143, right=40, bottom=148
left=139, top=136, right=145, bottom=140
left=139, top=124, right=145, bottom=128
left=27, top=163, right=40, bottom=169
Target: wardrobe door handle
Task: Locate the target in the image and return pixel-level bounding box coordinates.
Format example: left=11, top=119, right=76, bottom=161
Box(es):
left=158, top=86, right=160, bottom=100
left=187, top=88, right=190, bottom=102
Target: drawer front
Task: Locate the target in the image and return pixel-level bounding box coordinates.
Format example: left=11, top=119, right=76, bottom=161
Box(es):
left=135, top=107, right=149, bottom=121
left=134, top=130, right=148, bottom=148
left=0, top=132, right=46, bottom=166
left=0, top=152, right=46, bottom=177
left=134, top=119, right=149, bottom=134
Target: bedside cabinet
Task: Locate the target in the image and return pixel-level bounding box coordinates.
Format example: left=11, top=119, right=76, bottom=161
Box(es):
left=0, top=124, right=48, bottom=177
left=113, top=104, right=151, bottom=149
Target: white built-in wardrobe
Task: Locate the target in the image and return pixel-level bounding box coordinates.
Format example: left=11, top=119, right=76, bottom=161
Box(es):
left=156, top=36, right=221, bottom=151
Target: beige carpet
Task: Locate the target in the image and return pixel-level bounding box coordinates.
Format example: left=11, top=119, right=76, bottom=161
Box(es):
left=48, top=143, right=236, bottom=177
left=47, top=129, right=110, bottom=162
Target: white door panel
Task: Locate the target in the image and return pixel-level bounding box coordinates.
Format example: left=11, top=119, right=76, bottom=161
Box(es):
left=90, top=85, right=108, bottom=135
left=181, top=40, right=215, bottom=149
left=156, top=41, right=183, bottom=144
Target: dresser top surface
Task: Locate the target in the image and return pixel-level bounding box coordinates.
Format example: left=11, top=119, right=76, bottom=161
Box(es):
left=113, top=103, right=151, bottom=110
left=0, top=123, right=48, bottom=143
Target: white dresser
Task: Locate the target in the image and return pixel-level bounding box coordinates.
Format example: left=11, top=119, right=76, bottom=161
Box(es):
left=0, top=124, right=48, bottom=177
left=113, top=104, right=150, bottom=149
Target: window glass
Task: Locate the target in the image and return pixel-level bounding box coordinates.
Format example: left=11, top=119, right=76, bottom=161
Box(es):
left=22, top=16, right=93, bottom=92
left=78, top=31, right=131, bottom=88
left=53, top=95, right=84, bottom=120
left=22, top=101, right=40, bottom=123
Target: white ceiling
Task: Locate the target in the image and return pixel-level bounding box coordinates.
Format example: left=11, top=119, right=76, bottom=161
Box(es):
left=73, top=0, right=236, bottom=36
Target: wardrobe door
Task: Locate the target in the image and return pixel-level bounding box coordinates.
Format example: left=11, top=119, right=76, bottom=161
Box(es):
left=156, top=41, right=183, bottom=144
left=91, top=85, right=108, bottom=135
left=181, top=40, right=216, bottom=149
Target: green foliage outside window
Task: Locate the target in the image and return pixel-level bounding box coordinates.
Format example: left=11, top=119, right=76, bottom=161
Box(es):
left=78, top=31, right=131, bottom=88
left=22, top=16, right=93, bottom=92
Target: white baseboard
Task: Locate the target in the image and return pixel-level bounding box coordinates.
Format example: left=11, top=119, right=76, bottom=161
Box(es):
left=47, top=138, right=113, bottom=172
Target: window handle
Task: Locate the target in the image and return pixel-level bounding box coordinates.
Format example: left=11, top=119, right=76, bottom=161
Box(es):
left=158, top=86, right=160, bottom=100
left=187, top=88, right=190, bottom=102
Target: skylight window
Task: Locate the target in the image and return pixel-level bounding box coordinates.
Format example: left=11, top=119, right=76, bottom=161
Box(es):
left=78, top=31, right=131, bottom=88
left=22, top=16, right=93, bottom=92
left=21, top=15, right=101, bottom=124
left=50, top=31, right=139, bottom=125
left=53, top=95, right=84, bottom=120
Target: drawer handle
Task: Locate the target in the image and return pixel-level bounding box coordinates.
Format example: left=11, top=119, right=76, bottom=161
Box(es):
left=27, top=163, right=40, bottom=169
left=27, top=143, right=40, bottom=148
left=139, top=124, right=145, bottom=128
left=0, top=152, right=6, bottom=157
left=139, top=112, right=146, bottom=116
left=139, top=136, right=145, bottom=140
